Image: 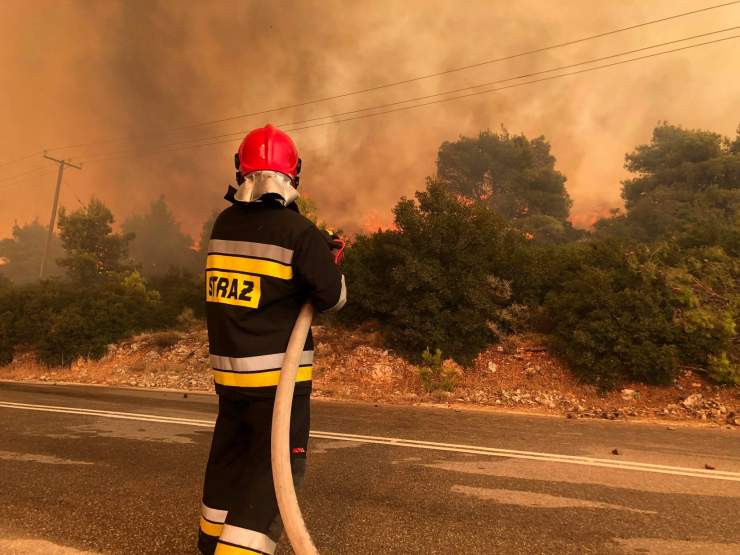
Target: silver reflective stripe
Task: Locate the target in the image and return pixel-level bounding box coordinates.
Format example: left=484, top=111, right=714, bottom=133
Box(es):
left=219, top=524, right=277, bottom=554
left=326, top=274, right=347, bottom=313
left=201, top=503, right=227, bottom=523
left=208, top=239, right=293, bottom=265
left=210, top=350, right=314, bottom=372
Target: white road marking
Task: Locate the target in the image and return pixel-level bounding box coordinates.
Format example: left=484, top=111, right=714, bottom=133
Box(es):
left=0, top=450, right=93, bottom=466
left=450, top=485, right=657, bottom=514
left=1, top=400, right=739, bottom=482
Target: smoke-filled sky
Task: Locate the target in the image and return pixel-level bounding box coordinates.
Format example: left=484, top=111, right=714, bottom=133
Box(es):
left=1, top=0, right=738, bottom=239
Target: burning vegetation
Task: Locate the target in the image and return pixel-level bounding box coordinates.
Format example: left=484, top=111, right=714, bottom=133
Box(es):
left=1, top=123, right=739, bottom=396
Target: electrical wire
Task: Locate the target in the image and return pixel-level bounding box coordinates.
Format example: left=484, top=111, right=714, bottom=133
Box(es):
left=77, top=26, right=738, bottom=161
left=0, top=151, right=44, bottom=170
left=42, top=0, right=740, bottom=154
left=0, top=166, right=51, bottom=185
left=78, top=31, right=740, bottom=165
left=0, top=170, right=55, bottom=192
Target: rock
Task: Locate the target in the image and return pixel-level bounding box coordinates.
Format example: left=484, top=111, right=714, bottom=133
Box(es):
left=611, top=448, right=621, bottom=455
left=620, top=389, right=638, bottom=401
left=682, top=393, right=704, bottom=409
left=487, top=362, right=497, bottom=373
left=704, top=464, right=716, bottom=470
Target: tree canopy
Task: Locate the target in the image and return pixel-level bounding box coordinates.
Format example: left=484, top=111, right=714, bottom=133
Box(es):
left=0, top=220, right=63, bottom=283
left=123, top=196, right=197, bottom=276
left=57, top=198, right=134, bottom=281
left=598, top=124, right=740, bottom=254
left=436, top=129, right=572, bottom=221
left=342, top=180, right=526, bottom=363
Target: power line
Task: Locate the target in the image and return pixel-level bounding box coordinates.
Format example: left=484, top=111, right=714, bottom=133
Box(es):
left=78, top=26, right=738, bottom=161
left=0, top=166, right=50, bottom=185
left=280, top=34, right=740, bottom=135
left=78, top=29, right=740, bottom=164
left=0, top=151, right=44, bottom=170
left=79, top=34, right=740, bottom=166
left=44, top=0, right=740, bottom=154
left=63, top=178, right=86, bottom=208
left=0, top=170, right=56, bottom=192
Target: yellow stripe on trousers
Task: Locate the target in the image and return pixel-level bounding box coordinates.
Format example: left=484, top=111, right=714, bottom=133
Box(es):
left=199, top=517, right=224, bottom=537
left=207, top=254, right=293, bottom=280
left=215, top=543, right=262, bottom=555
left=213, top=366, right=312, bottom=388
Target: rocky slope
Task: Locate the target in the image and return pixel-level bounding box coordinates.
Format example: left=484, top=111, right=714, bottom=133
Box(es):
left=2, top=324, right=738, bottom=427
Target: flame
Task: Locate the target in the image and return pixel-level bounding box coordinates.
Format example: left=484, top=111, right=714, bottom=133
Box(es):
left=569, top=206, right=618, bottom=229
left=360, top=209, right=396, bottom=233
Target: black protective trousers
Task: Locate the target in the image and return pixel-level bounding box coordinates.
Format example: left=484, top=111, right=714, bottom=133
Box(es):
left=198, top=394, right=310, bottom=555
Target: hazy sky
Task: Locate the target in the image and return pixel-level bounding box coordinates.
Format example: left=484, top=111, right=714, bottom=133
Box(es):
left=1, top=0, right=738, bottom=239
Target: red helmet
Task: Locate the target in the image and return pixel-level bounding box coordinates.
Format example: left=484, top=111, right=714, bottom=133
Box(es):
left=236, top=124, right=300, bottom=179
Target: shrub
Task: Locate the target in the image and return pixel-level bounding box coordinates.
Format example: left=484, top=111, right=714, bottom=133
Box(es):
left=707, top=353, right=739, bottom=385
left=543, top=239, right=739, bottom=388
left=149, top=330, right=182, bottom=349
left=341, top=181, right=517, bottom=364
left=0, top=280, right=18, bottom=365
left=543, top=240, right=680, bottom=388
left=418, top=348, right=459, bottom=393
left=9, top=272, right=175, bottom=366
left=148, top=268, right=205, bottom=320
left=666, top=246, right=738, bottom=384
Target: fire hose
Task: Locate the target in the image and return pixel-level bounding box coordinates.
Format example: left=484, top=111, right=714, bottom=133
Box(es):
left=271, top=235, right=345, bottom=554
left=271, top=302, right=319, bottom=555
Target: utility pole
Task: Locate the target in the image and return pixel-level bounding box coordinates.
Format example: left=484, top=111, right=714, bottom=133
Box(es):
left=39, top=153, right=82, bottom=279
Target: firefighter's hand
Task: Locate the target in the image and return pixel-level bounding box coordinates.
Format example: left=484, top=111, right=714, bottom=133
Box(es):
left=326, top=231, right=347, bottom=265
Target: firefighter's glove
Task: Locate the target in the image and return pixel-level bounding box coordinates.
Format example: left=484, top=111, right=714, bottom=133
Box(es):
left=325, top=230, right=347, bottom=265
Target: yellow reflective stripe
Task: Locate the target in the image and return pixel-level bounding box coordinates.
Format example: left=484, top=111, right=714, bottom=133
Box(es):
left=199, top=517, right=224, bottom=537
left=207, top=254, right=292, bottom=280
left=213, top=366, right=312, bottom=388
left=215, top=543, right=261, bottom=555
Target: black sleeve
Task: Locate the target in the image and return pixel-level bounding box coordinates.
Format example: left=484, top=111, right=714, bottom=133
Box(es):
left=293, top=225, right=347, bottom=312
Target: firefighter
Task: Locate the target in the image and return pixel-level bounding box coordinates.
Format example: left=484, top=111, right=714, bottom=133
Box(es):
left=198, top=124, right=346, bottom=555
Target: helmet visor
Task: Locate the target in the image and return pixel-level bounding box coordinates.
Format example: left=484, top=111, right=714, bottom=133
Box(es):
left=234, top=170, right=299, bottom=205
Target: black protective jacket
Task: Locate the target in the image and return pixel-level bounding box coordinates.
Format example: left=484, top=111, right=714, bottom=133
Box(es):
left=205, top=199, right=346, bottom=397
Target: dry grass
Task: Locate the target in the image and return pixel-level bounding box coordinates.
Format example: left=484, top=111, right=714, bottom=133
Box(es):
left=148, top=331, right=182, bottom=349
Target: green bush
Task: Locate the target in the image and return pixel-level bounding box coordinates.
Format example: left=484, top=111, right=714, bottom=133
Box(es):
left=665, top=246, right=739, bottom=384
left=148, top=267, right=205, bottom=320
left=341, top=181, right=518, bottom=364
left=543, top=239, right=739, bottom=388
left=418, top=348, right=459, bottom=393
left=7, top=272, right=175, bottom=366
left=543, top=240, right=680, bottom=388
left=0, top=278, right=18, bottom=365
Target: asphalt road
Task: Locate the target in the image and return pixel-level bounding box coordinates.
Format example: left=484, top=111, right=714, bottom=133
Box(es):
left=0, top=382, right=738, bottom=555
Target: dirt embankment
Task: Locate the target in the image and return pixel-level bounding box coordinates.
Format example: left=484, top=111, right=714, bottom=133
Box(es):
left=2, top=324, right=738, bottom=427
